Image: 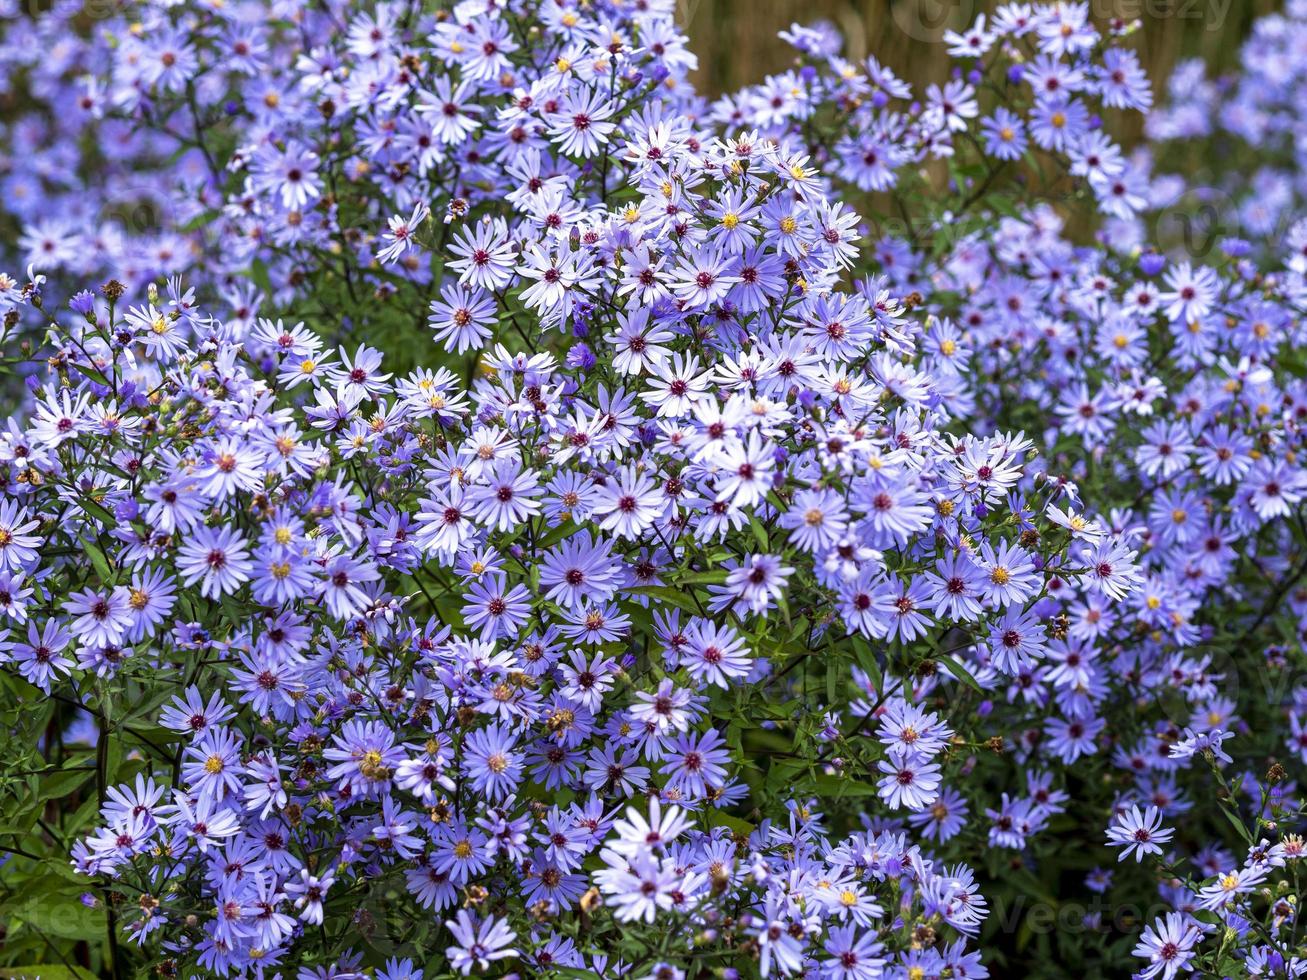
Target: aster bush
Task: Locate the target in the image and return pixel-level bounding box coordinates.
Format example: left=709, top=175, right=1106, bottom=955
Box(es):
left=3, top=2, right=1307, bottom=980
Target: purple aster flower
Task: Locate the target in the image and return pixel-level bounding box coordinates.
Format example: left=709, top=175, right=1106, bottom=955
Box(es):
left=980, top=107, right=1028, bottom=160
left=176, top=526, right=253, bottom=599
left=461, top=572, right=532, bottom=641
left=322, top=719, right=403, bottom=799
left=466, top=458, right=542, bottom=532
left=661, top=727, right=730, bottom=800
left=1132, top=912, right=1200, bottom=980
left=876, top=748, right=942, bottom=811
left=428, top=282, right=496, bottom=354
left=181, top=727, right=245, bottom=805
left=444, top=910, right=517, bottom=975
left=318, top=552, right=381, bottom=620
left=463, top=723, right=523, bottom=801
left=65, top=586, right=134, bottom=647
left=5, top=619, right=74, bottom=693
left=1106, top=805, right=1174, bottom=862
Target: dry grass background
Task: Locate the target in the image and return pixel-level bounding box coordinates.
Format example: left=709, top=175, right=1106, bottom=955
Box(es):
left=684, top=0, right=1278, bottom=137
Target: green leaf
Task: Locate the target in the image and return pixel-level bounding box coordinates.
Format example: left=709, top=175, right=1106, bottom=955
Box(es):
left=851, top=636, right=883, bottom=697
left=35, top=767, right=95, bottom=803
left=680, top=569, right=728, bottom=585
left=81, top=537, right=115, bottom=585
left=69, top=361, right=111, bottom=387
left=1, top=882, right=107, bottom=941
left=626, top=585, right=701, bottom=614
left=794, top=773, right=881, bottom=799
left=1219, top=803, right=1253, bottom=844
left=702, top=809, right=754, bottom=837
left=937, top=654, right=982, bottom=693
left=0, top=967, right=98, bottom=980
left=78, top=495, right=118, bottom=529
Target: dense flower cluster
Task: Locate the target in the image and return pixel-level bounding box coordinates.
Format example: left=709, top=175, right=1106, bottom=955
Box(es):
left=2, top=1, right=1307, bottom=979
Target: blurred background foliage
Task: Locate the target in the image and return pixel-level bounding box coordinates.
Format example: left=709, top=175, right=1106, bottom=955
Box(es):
left=679, top=0, right=1282, bottom=269
left=685, top=0, right=1276, bottom=145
